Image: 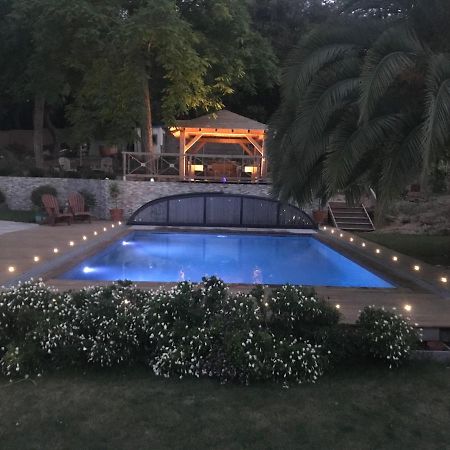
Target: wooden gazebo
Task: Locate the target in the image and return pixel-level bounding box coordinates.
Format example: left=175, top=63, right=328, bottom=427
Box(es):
left=171, top=110, right=267, bottom=182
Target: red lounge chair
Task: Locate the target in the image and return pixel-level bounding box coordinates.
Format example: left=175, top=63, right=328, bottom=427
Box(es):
left=68, top=192, right=92, bottom=223
left=41, top=194, right=73, bottom=226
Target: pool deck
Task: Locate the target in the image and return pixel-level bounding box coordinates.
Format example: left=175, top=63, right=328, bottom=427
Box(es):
left=0, top=222, right=449, bottom=331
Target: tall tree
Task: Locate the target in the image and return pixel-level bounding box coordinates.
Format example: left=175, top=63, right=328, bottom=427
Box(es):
left=178, top=0, right=279, bottom=121
left=67, top=0, right=263, bottom=160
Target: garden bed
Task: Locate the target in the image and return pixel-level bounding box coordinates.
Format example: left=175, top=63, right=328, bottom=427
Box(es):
left=0, top=278, right=419, bottom=384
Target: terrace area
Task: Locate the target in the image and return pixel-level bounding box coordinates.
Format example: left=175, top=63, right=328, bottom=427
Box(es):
left=0, top=219, right=449, bottom=333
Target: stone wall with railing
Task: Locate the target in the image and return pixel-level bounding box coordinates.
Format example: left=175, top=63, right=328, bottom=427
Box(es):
left=0, top=176, right=273, bottom=220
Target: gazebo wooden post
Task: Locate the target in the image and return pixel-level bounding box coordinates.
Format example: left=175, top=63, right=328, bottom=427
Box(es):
left=261, top=136, right=268, bottom=178
left=179, top=128, right=186, bottom=180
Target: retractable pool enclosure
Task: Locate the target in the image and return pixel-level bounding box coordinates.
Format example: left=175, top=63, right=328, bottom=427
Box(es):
left=127, top=193, right=316, bottom=229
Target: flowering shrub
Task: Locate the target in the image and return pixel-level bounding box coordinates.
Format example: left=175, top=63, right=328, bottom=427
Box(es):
left=152, top=327, right=215, bottom=379
left=271, top=336, right=325, bottom=384
left=67, top=284, right=149, bottom=367
left=0, top=281, right=62, bottom=376
left=268, top=285, right=340, bottom=340
left=357, top=306, right=419, bottom=367
left=0, top=278, right=420, bottom=383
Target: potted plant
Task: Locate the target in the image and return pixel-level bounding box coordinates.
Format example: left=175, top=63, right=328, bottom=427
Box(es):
left=312, top=198, right=328, bottom=225
left=79, top=189, right=97, bottom=212
left=109, top=181, right=124, bottom=221
left=0, top=189, right=6, bottom=212
left=31, top=185, right=57, bottom=224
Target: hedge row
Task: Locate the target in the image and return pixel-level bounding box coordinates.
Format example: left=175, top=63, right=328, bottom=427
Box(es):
left=0, top=278, right=419, bottom=385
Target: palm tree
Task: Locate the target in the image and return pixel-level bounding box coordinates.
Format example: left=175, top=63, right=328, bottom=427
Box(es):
left=268, top=0, right=450, bottom=219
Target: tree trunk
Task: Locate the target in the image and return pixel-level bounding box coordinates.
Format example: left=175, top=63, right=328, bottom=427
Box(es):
left=45, top=109, right=61, bottom=159
left=141, top=77, right=155, bottom=173
left=33, top=94, right=45, bottom=169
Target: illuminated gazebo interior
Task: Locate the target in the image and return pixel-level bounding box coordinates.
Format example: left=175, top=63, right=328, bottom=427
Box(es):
left=170, top=110, right=267, bottom=182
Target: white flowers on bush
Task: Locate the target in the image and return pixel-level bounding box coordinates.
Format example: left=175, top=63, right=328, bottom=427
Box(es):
left=357, top=306, right=419, bottom=368
left=0, top=278, right=419, bottom=384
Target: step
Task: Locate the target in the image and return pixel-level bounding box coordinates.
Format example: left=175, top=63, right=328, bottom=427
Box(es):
left=331, top=210, right=366, bottom=215
left=339, top=225, right=375, bottom=231
left=330, top=208, right=366, bottom=213
left=333, top=215, right=369, bottom=221
left=335, top=224, right=373, bottom=230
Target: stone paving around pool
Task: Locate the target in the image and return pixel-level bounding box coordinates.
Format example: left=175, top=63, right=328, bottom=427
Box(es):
left=0, top=220, right=38, bottom=236
left=0, top=222, right=449, bottom=331
left=0, top=220, right=125, bottom=286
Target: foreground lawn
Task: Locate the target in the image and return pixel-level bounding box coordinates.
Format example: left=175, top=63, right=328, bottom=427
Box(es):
left=361, top=233, right=450, bottom=267
left=0, top=209, right=35, bottom=223
left=1, top=363, right=450, bottom=449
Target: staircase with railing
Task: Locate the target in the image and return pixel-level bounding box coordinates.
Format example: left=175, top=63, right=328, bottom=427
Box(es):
left=328, top=202, right=375, bottom=232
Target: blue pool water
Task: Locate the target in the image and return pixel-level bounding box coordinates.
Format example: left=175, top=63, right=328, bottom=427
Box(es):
left=59, top=232, right=393, bottom=287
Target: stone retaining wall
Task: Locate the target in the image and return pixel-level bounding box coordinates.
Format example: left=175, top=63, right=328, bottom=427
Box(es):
left=0, top=177, right=273, bottom=220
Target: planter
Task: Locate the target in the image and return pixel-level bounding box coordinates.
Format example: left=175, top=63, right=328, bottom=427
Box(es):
left=110, top=208, right=124, bottom=222
left=34, top=211, right=48, bottom=225
left=312, top=209, right=328, bottom=225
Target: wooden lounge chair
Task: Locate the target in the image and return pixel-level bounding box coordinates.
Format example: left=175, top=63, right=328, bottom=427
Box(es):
left=68, top=192, right=92, bottom=223
left=41, top=194, right=73, bottom=226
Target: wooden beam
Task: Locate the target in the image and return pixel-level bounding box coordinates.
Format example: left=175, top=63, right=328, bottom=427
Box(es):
left=179, top=129, right=186, bottom=178
left=185, top=133, right=204, bottom=152
left=245, top=136, right=264, bottom=154
left=260, top=138, right=268, bottom=177
left=198, top=138, right=248, bottom=145
left=188, top=142, right=206, bottom=155
left=238, top=143, right=253, bottom=156
left=182, top=127, right=266, bottom=137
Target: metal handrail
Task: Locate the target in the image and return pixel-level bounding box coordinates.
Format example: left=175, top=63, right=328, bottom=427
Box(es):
left=328, top=204, right=338, bottom=228
left=361, top=203, right=376, bottom=230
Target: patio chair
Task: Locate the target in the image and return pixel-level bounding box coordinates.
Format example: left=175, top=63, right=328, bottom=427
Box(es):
left=41, top=194, right=73, bottom=226
left=100, top=157, right=113, bottom=174
left=58, top=157, right=76, bottom=172
left=68, top=192, right=92, bottom=223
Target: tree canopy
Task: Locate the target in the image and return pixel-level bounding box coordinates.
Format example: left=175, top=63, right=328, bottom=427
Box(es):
left=268, top=0, right=450, bottom=216
left=0, top=0, right=281, bottom=161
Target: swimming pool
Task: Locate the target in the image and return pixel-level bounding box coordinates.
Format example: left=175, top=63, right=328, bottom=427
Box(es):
left=59, top=231, right=393, bottom=288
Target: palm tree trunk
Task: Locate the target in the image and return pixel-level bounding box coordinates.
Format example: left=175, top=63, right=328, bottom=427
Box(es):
left=33, top=94, right=45, bottom=169
left=141, top=78, right=155, bottom=173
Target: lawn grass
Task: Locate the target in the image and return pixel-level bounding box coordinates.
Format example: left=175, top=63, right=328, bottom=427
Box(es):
left=1, top=362, right=450, bottom=449
left=0, top=209, right=35, bottom=223
left=361, top=233, right=450, bottom=267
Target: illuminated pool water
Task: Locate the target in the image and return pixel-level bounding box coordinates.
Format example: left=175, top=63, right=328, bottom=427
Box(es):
left=59, top=231, right=393, bottom=287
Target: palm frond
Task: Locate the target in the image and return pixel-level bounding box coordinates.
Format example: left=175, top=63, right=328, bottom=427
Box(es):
left=282, top=19, right=378, bottom=104
left=378, top=123, right=423, bottom=212
left=422, top=53, right=450, bottom=178
left=325, top=112, right=405, bottom=196
left=359, top=25, right=424, bottom=123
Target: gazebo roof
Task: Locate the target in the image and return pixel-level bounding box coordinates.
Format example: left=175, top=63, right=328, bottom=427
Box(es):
left=176, top=110, right=267, bottom=131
